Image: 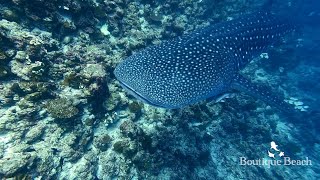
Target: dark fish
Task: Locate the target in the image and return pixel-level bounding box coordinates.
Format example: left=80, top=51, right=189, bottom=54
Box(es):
left=114, top=12, right=296, bottom=112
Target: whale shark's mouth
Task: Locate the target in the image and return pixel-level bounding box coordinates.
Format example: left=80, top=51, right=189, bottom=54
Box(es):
left=118, top=81, right=167, bottom=108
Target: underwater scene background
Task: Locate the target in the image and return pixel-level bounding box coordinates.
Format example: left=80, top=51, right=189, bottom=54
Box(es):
left=0, top=0, right=319, bottom=179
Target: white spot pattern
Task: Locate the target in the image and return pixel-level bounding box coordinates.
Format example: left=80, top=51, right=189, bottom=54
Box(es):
left=114, top=11, right=295, bottom=108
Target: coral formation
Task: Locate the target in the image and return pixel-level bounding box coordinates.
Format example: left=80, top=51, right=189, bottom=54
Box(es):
left=45, top=98, right=79, bottom=119
left=0, top=0, right=319, bottom=179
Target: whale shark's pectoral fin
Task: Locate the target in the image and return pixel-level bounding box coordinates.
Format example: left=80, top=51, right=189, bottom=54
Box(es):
left=207, top=92, right=236, bottom=103
left=230, top=74, right=296, bottom=113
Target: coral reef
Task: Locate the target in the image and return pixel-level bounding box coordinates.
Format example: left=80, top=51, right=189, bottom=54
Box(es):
left=0, top=0, right=319, bottom=179
left=45, top=98, right=79, bottom=119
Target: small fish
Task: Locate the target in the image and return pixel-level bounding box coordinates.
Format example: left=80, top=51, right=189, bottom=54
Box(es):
left=114, top=11, right=296, bottom=112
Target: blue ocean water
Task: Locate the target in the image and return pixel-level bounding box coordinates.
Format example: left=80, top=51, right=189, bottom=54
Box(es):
left=0, top=0, right=319, bottom=179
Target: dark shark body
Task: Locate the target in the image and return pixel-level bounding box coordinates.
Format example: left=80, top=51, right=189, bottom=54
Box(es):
left=114, top=12, right=295, bottom=112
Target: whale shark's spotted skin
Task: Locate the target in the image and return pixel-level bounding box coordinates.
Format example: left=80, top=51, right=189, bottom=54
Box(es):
left=114, top=12, right=295, bottom=111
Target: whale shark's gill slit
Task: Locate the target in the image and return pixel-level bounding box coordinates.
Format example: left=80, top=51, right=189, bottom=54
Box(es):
left=118, top=81, right=166, bottom=108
